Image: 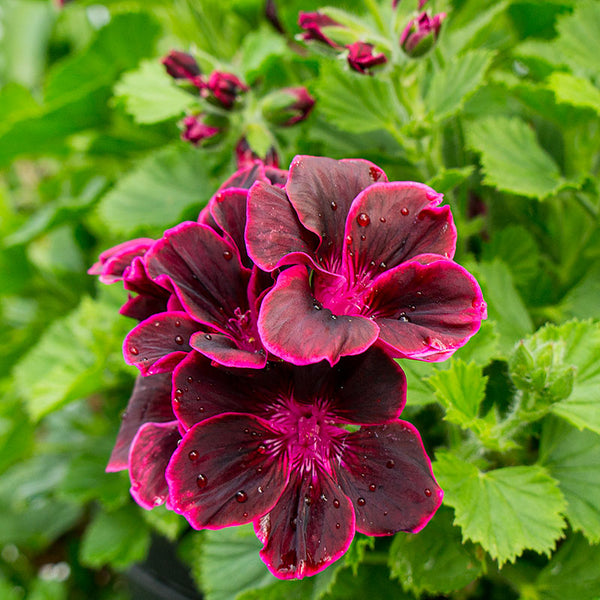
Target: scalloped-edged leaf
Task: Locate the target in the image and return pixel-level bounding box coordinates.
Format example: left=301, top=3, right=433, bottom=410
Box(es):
left=97, top=144, right=210, bottom=236
left=539, top=418, right=600, bottom=543
left=435, top=453, right=566, bottom=565
left=466, top=116, right=564, bottom=198
left=425, top=50, right=493, bottom=121
left=114, top=60, right=196, bottom=124
left=547, top=72, right=600, bottom=114
left=389, top=507, right=483, bottom=595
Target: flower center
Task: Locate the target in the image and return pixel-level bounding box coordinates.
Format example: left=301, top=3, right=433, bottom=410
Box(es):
left=313, top=271, right=372, bottom=316
left=226, top=307, right=260, bottom=349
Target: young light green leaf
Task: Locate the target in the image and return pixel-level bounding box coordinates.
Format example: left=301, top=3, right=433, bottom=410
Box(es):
left=97, top=144, right=211, bottom=236
left=466, top=116, right=564, bottom=198
left=435, top=453, right=566, bottom=565
left=539, top=418, right=600, bottom=543
left=427, top=360, right=488, bottom=430
left=199, top=525, right=273, bottom=600
left=114, top=60, right=196, bottom=124
left=547, top=72, right=600, bottom=114
left=389, top=507, right=483, bottom=595
left=533, top=533, right=600, bottom=600
left=398, top=359, right=436, bottom=407
left=426, top=166, right=474, bottom=194
left=80, top=505, right=151, bottom=570
left=425, top=50, right=493, bottom=121
left=13, top=296, right=130, bottom=421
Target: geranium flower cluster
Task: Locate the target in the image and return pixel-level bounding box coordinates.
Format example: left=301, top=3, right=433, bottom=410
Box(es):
left=90, top=155, right=486, bottom=579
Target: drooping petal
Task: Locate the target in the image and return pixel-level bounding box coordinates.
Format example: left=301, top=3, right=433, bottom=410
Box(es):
left=285, top=156, right=387, bottom=270
left=145, top=222, right=250, bottom=331
left=218, top=162, right=270, bottom=190
left=366, top=259, right=486, bottom=361
left=290, top=347, right=406, bottom=424
left=258, top=264, right=379, bottom=365
left=172, top=351, right=281, bottom=429
left=189, top=331, right=267, bottom=369
left=166, top=414, right=289, bottom=529
left=343, top=181, right=456, bottom=281
left=129, top=421, right=180, bottom=510
left=333, top=421, right=443, bottom=536
left=88, top=238, right=154, bottom=284
left=256, top=467, right=355, bottom=579
left=246, top=182, right=319, bottom=271
left=123, top=312, right=197, bottom=375
left=107, top=373, right=174, bottom=472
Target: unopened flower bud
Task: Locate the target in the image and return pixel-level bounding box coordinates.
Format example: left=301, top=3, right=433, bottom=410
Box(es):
left=346, top=41, right=387, bottom=74
left=181, top=115, right=222, bottom=146
left=161, top=50, right=203, bottom=89
left=205, top=71, right=248, bottom=109
left=400, top=11, right=446, bottom=58
left=298, top=11, right=346, bottom=48
left=262, top=87, right=315, bottom=127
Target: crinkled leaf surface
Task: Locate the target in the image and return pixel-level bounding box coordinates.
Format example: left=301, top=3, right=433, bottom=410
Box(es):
left=435, top=453, right=566, bottom=565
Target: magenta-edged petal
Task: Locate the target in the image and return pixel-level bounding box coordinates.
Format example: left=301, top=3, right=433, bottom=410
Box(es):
left=124, top=312, right=197, bottom=375
left=190, top=331, right=267, bottom=369
left=285, top=156, right=387, bottom=269
left=129, top=421, right=180, bottom=509
left=246, top=182, right=319, bottom=271
left=218, top=163, right=270, bottom=191
left=258, top=264, right=379, bottom=365
left=120, top=257, right=171, bottom=321
left=256, top=467, right=355, bottom=579
left=89, top=238, right=154, bottom=284
left=145, top=222, right=250, bottom=330
left=166, top=414, right=289, bottom=529
left=172, top=351, right=281, bottom=429
left=366, top=259, right=486, bottom=361
left=343, top=182, right=456, bottom=281
left=334, top=421, right=443, bottom=536
left=107, top=373, right=174, bottom=472
left=290, top=347, right=406, bottom=424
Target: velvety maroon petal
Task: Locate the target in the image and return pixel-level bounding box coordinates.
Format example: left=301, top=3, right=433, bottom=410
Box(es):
left=258, top=265, right=379, bottom=365
left=218, top=163, right=270, bottom=191
left=285, top=156, right=387, bottom=270
left=121, top=257, right=171, bottom=321
left=145, top=222, right=250, bottom=330
left=107, top=373, right=174, bottom=472
left=290, top=347, right=406, bottom=424
left=334, top=421, right=443, bottom=536
left=172, top=351, right=281, bottom=429
left=89, top=238, right=154, bottom=284
left=124, top=312, right=197, bottom=375
left=166, top=414, right=289, bottom=529
left=255, top=467, right=355, bottom=579
left=190, top=331, right=267, bottom=368
left=367, top=259, right=486, bottom=361
left=343, top=182, right=456, bottom=281
left=246, top=182, right=319, bottom=271
left=129, top=421, right=180, bottom=509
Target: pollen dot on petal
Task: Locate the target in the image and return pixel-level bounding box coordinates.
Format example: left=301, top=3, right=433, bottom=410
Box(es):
left=357, top=213, right=370, bottom=227
left=330, top=201, right=338, bottom=211
left=379, top=216, right=386, bottom=223
left=188, top=450, right=198, bottom=461
left=174, top=335, right=184, bottom=345
left=256, top=444, right=267, bottom=454
left=129, top=346, right=139, bottom=356
left=204, top=333, right=212, bottom=340
left=409, top=304, right=416, bottom=312
left=379, top=261, right=387, bottom=269
left=187, top=376, right=193, bottom=383
left=345, top=235, right=353, bottom=245
left=357, top=497, right=366, bottom=506
left=360, top=234, right=366, bottom=241
left=174, top=388, right=184, bottom=398
left=401, top=207, right=409, bottom=216
left=424, top=488, right=432, bottom=497
left=196, top=474, right=208, bottom=488
left=235, top=491, right=248, bottom=503
left=223, top=250, right=233, bottom=261
left=386, top=460, right=395, bottom=469
left=243, top=512, right=248, bottom=518
left=369, top=484, right=377, bottom=492
left=335, top=522, right=341, bottom=529
left=174, top=320, right=181, bottom=327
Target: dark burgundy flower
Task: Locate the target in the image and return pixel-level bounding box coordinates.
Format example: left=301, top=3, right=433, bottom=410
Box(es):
left=298, top=11, right=346, bottom=49
left=181, top=115, right=221, bottom=145
left=400, top=11, right=446, bottom=58
left=166, top=348, right=442, bottom=579
left=346, top=42, right=387, bottom=74
left=161, top=50, right=204, bottom=89
left=262, top=87, right=315, bottom=127
left=246, top=155, right=486, bottom=366
left=206, top=71, right=248, bottom=109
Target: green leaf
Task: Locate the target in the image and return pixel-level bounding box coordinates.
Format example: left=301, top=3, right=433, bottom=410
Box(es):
left=239, top=26, right=288, bottom=83
left=426, top=166, right=474, bottom=194
left=198, top=525, right=274, bottom=600
left=547, top=72, right=600, bottom=114
left=398, top=359, right=436, bottom=407
left=517, top=320, right=600, bottom=434
left=315, top=61, right=399, bottom=134
left=97, top=144, right=211, bottom=236
left=452, top=320, right=500, bottom=367
left=435, top=453, right=566, bottom=565
left=425, top=50, right=493, bottom=121
left=142, top=504, right=187, bottom=542
left=555, top=0, right=600, bottom=74
left=539, top=418, right=600, bottom=543
left=80, top=505, right=151, bottom=570
left=468, top=260, right=533, bottom=356
left=12, top=295, right=130, bottom=421
left=114, top=60, right=196, bottom=124
left=389, top=507, right=483, bottom=595
left=466, top=116, right=564, bottom=198
left=533, top=533, right=600, bottom=600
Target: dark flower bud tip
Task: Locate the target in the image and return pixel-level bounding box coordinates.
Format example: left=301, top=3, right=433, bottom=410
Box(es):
left=262, top=87, right=315, bottom=127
